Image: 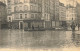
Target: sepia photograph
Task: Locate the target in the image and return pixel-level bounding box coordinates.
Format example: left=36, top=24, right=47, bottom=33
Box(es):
left=0, top=0, right=80, bottom=51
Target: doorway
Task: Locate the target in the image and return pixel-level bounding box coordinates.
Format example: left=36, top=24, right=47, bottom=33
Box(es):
left=19, top=22, right=23, bottom=29
left=28, top=22, right=31, bottom=28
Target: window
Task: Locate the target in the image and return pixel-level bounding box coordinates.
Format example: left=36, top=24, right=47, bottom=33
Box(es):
left=14, top=6, right=16, bottom=11
left=31, top=14, right=34, bottom=18
left=25, top=14, right=27, bottom=18
left=15, top=14, right=18, bottom=19
left=8, top=10, right=11, bottom=14
left=39, top=6, right=42, bottom=12
left=8, top=5, right=11, bottom=9
left=20, top=6, right=22, bottom=11
left=35, top=14, right=37, bottom=18
left=30, top=5, right=33, bottom=11
left=20, top=14, right=22, bottom=19
left=24, top=5, right=28, bottom=11
left=9, top=17, right=11, bottom=21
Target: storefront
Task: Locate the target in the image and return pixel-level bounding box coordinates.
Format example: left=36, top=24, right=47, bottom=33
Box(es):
left=23, top=19, right=44, bottom=30
left=45, top=21, right=52, bottom=29
left=11, top=20, right=24, bottom=29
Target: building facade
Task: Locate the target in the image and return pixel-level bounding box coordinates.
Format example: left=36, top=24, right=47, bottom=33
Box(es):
left=42, top=0, right=53, bottom=29
left=7, top=0, right=61, bottom=30
left=76, top=3, right=80, bottom=25
left=66, top=5, right=77, bottom=26
left=54, top=0, right=60, bottom=28
left=42, top=0, right=60, bottom=29
left=59, top=2, right=66, bottom=28
left=7, top=0, right=42, bottom=29
left=0, top=2, right=7, bottom=29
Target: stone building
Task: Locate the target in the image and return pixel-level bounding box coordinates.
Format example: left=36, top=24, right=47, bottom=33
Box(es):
left=42, top=0, right=52, bottom=29
left=0, top=2, right=7, bottom=29
left=76, top=3, right=80, bottom=25
left=7, top=0, right=42, bottom=29
left=66, top=5, right=77, bottom=26
left=54, top=0, right=60, bottom=28
left=42, top=0, right=60, bottom=29
left=7, top=0, right=61, bottom=30
left=59, top=2, right=66, bottom=28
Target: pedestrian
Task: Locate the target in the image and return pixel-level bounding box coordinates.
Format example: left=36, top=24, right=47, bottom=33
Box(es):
left=71, top=22, right=76, bottom=31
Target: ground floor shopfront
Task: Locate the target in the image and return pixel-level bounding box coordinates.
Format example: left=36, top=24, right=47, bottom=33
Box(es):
left=9, top=20, right=45, bottom=30
left=9, top=20, right=53, bottom=30
left=0, top=21, right=8, bottom=29
left=23, top=19, right=45, bottom=30
left=8, top=20, right=67, bottom=30
left=9, top=20, right=24, bottom=29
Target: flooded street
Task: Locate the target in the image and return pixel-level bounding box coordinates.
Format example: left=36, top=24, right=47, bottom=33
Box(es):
left=0, top=29, right=80, bottom=49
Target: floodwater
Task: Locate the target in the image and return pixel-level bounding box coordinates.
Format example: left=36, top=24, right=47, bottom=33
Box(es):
left=0, top=29, right=80, bottom=49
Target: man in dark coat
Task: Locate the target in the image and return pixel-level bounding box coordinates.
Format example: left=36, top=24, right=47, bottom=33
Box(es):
left=71, top=22, right=76, bottom=31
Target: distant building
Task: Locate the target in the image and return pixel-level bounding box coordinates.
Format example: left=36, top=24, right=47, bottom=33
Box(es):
left=0, top=2, right=7, bottom=29
left=54, top=0, right=60, bottom=28
left=66, top=5, right=77, bottom=25
left=76, top=3, right=80, bottom=25
left=42, top=0, right=60, bottom=29
left=59, top=2, right=66, bottom=27
left=42, top=0, right=55, bottom=29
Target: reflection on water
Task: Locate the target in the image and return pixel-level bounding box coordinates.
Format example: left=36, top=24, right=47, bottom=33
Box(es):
left=0, top=29, right=80, bottom=48
left=72, top=31, right=80, bottom=47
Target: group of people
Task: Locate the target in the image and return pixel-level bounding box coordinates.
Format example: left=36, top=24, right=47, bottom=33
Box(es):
left=71, top=22, right=80, bottom=31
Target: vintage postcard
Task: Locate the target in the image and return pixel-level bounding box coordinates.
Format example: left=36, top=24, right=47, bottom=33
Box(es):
left=0, top=0, right=80, bottom=51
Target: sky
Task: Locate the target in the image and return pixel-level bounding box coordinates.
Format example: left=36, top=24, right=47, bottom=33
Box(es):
left=60, top=0, right=80, bottom=6
left=0, top=0, right=80, bottom=7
